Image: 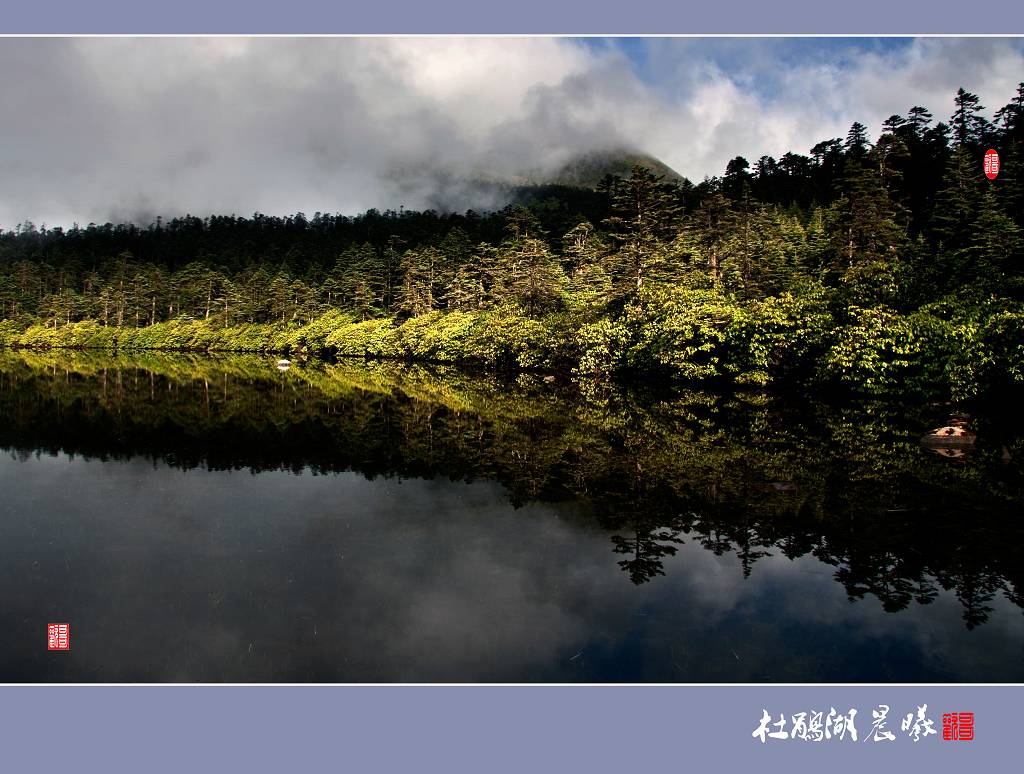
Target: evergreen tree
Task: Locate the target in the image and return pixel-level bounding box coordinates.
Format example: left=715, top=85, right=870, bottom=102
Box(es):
left=844, top=122, right=871, bottom=161
left=951, top=88, right=988, bottom=148
left=825, top=157, right=907, bottom=276
left=956, top=188, right=1022, bottom=288
left=931, top=146, right=983, bottom=253
left=723, top=156, right=752, bottom=200
left=603, top=166, right=682, bottom=294
left=397, top=247, right=443, bottom=317
left=493, top=213, right=565, bottom=317
left=562, top=221, right=612, bottom=308
left=677, top=191, right=737, bottom=281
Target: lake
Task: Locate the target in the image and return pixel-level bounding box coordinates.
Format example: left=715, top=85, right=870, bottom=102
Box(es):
left=0, top=350, right=1021, bottom=682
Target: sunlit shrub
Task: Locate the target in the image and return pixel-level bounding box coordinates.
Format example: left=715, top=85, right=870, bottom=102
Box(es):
left=463, top=308, right=557, bottom=370
left=621, top=284, right=744, bottom=381
left=821, top=306, right=920, bottom=394
left=326, top=318, right=399, bottom=357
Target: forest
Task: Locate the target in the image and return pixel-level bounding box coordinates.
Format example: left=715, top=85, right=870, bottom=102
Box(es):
left=1, top=85, right=1022, bottom=401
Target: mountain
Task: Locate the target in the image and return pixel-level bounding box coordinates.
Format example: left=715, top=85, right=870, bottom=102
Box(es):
left=387, top=148, right=687, bottom=213
left=547, top=148, right=685, bottom=188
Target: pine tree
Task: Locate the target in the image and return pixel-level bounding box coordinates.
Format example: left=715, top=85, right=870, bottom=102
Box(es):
left=957, top=187, right=1022, bottom=288
left=493, top=217, right=565, bottom=317
left=844, top=122, right=871, bottom=161
left=906, top=106, right=933, bottom=136
left=993, top=83, right=1024, bottom=226
left=563, top=221, right=612, bottom=307
left=397, top=247, right=442, bottom=317
left=931, top=146, right=983, bottom=252
left=723, top=156, right=752, bottom=200
left=951, top=88, right=989, bottom=148
left=676, top=191, right=737, bottom=281
left=825, top=158, right=907, bottom=276
left=603, top=166, right=683, bottom=295
left=446, top=264, right=483, bottom=311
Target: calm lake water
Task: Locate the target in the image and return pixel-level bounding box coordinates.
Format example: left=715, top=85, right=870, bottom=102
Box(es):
left=1, top=350, right=1021, bottom=682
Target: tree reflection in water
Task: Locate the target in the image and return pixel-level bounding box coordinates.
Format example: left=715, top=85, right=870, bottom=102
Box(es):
left=1, top=349, right=1021, bottom=630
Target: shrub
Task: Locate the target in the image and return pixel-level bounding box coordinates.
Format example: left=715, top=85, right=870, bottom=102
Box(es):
left=978, top=310, right=1024, bottom=395
left=394, top=311, right=476, bottom=362
left=574, top=318, right=627, bottom=378
left=326, top=318, right=399, bottom=357
left=463, top=309, right=558, bottom=370
left=621, top=284, right=744, bottom=381
left=821, top=306, right=921, bottom=394
left=739, top=287, right=834, bottom=385
left=0, top=319, right=28, bottom=346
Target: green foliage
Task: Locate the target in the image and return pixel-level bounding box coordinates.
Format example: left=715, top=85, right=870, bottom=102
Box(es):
left=978, top=310, right=1024, bottom=391
left=392, top=310, right=476, bottom=362
left=837, top=259, right=905, bottom=307
left=18, top=320, right=119, bottom=349
left=740, top=286, right=834, bottom=383
left=822, top=306, right=922, bottom=394
left=0, top=318, right=27, bottom=346
left=462, top=308, right=558, bottom=370
left=278, top=310, right=356, bottom=353
left=574, top=318, right=627, bottom=378
left=904, top=310, right=980, bottom=400
left=621, top=283, right=744, bottom=381
left=326, top=318, right=399, bottom=358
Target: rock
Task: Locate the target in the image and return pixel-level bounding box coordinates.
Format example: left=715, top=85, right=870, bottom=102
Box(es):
left=921, top=425, right=976, bottom=444
left=922, top=416, right=976, bottom=459
left=921, top=425, right=976, bottom=447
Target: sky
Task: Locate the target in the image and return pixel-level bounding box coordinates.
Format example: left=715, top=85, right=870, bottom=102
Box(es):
left=0, top=36, right=1022, bottom=229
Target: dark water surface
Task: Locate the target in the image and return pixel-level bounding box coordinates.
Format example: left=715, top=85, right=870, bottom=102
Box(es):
left=1, top=350, right=1021, bottom=682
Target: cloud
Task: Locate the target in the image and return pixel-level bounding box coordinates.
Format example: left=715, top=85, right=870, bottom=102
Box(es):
left=0, top=37, right=1022, bottom=229
left=620, top=37, right=1024, bottom=180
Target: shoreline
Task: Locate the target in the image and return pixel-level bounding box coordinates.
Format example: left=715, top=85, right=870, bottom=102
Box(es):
left=1, top=294, right=1021, bottom=403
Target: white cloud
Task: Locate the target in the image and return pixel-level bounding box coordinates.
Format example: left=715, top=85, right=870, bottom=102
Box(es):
left=638, top=37, right=1024, bottom=179
left=0, top=37, right=1022, bottom=229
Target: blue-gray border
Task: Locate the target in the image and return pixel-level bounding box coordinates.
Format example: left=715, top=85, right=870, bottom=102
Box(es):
left=0, top=0, right=1021, bottom=34
left=0, top=685, right=1017, bottom=771
left=2, top=1, right=1023, bottom=769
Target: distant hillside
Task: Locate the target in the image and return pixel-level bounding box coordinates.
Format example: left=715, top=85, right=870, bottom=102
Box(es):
left=548, top=148, right=685, bottom=188
left=389, top=148, right=687, bottom=213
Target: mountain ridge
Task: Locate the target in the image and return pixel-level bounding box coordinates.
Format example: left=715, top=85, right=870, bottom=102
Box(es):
left=387, top=147, right=687, bottom=212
